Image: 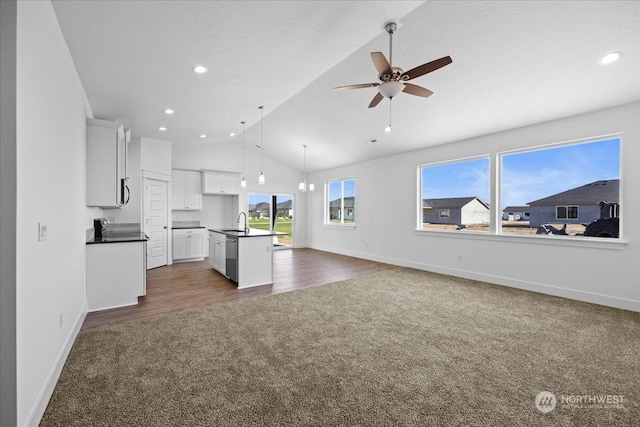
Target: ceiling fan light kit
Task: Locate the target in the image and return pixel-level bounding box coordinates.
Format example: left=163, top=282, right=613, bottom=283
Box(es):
left=334, top=20, right=453, bottom=123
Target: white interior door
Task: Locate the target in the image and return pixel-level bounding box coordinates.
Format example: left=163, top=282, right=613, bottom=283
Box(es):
left=144, top=178, right=168, bottom=269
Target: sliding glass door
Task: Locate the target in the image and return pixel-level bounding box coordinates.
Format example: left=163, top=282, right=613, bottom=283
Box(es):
left=248, top=193, right=293, bottom=249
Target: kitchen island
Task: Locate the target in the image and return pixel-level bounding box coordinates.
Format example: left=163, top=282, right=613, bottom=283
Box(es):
left=208, top=228, right=276, bottom=289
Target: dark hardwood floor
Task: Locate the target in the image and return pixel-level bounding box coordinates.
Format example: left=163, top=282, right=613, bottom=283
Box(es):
left=81, top=248, right=397, bottom=332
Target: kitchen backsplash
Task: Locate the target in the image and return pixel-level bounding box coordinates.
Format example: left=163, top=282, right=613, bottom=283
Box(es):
left=172, top=211, right=202, bottom=222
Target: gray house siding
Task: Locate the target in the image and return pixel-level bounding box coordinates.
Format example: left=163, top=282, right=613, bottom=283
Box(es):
left=529, top=204, right=601, bottom=228
left=527, top=180, right=618, bottom=228
left=422, top=197, right=489, bottom=226
left=423, top=208, right=462, bottom=225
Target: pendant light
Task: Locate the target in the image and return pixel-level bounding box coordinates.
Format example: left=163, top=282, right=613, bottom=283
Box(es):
left=258, top=106, right=265, bottom=185
left=240, top=121, right=247, bottom=189
left=299, top=144, right=314, bottom=192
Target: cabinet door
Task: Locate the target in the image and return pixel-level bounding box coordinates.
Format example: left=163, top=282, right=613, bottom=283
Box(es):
left=189, top=233, right=205, bottom=258
left=208, top=233, right=215, bottom=268
left=202, top=172, right=223, bottom=194
left=202, top=171, right=240, bottom=195
left=185, top=172, right=202, bottom=209
left=86, top=120, right=124, bottom=207
left=172, top=235, right=189, bottom=260
left=171, top=171, right=186, bottom=210
left=221, top=174, right=239, bottom=194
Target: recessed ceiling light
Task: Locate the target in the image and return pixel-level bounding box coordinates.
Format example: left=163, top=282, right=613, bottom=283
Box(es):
left=200, top=134, right=207, bottom=139
left=599, top=52, right=622, bottom=65
left=229, top=132, right=236, bottom=137
left=163, top=109, right=174, bottom=115
left=159, top=126, right=167, bottom=131
left=193, top=65, right=208, bottom=74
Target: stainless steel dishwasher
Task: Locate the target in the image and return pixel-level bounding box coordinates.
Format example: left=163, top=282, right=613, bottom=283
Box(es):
left=225, top=235, right=238, bottom=282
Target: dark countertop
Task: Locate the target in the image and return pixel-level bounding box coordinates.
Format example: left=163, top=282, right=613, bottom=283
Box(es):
left=87, top=232, right=148, bottom=244
left=172, top=225, right=206, bottom=229
left=208, top=228, right=278, bottom=238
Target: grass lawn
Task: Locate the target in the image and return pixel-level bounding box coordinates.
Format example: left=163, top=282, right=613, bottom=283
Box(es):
left=249, top=218, right=292, bottom=235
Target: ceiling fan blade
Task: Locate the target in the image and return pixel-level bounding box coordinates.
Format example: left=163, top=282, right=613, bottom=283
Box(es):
left=401, top=56, right=452, bottom=81
left=402, top=83, right=434, bottom=98
left=334, top=83, right=379, bottom=91
left=371, top=52, right=391, bottom=75
left=368, top=92, right=384, bottom=108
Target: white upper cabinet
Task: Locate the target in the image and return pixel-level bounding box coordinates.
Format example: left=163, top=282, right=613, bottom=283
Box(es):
left=86, top=118, right=128, bottom=207
left=202, top=170, right=240, bottom=195
left=172, top=170, right=202, bottom=210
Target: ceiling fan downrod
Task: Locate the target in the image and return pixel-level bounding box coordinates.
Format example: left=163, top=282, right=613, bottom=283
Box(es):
left=386, top=22, right=397, bottom=67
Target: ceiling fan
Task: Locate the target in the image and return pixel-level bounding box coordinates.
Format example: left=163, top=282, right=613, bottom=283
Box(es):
left=334, top=22, right=452, bottom=108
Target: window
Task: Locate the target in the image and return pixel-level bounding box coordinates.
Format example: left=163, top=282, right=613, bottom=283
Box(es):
left=500, top=137, right=620, bottom=238
left=556, top=206, right=578, bottom=220
left=327, top=178, right=355, bottom=225
left=419, top=157, right=490, bottom=232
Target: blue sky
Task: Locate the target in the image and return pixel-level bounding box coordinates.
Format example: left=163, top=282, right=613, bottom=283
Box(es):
left=422, top=138, right=620, bottom=208
left=329, top=179, right=355, bottom=202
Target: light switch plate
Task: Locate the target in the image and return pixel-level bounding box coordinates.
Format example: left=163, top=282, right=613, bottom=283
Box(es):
left=38, top=222, right=47, bottom=241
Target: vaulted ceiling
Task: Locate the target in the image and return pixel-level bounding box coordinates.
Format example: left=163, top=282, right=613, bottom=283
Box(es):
left=52, top=1, right=640, bottom=172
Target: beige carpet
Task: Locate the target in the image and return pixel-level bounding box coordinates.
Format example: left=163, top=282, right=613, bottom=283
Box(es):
left=41, top=268, right=639, bottom=426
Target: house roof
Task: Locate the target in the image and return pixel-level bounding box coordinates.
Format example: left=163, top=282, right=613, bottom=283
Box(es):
left=527, top=179, right=619, bottom=206
left=503, top=206, right=530, bottom=212
left=422, top=197, right=489, bottom=210
left=329, top=197, right=355, bottom=208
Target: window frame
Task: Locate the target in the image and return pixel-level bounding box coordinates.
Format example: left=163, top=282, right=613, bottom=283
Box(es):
left=415, top=133, right=624, bottom=246
left=325, top=177, right=356, bottom=227
left=418, top=155, right=491, bottom=232
left=556, top=205, right=579, bottom=220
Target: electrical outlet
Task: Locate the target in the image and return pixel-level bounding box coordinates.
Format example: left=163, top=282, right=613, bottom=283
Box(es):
left=59, top=312, right=63, bottom=328
left=38, top=222, right=47, bottom=241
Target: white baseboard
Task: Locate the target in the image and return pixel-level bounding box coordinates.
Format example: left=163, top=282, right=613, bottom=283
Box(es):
left=26, top=303, right=87, bottom=427
left=307, top=244, right=640, bottom=313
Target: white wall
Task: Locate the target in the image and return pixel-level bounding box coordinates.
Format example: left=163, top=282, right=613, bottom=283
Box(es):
left=307, top=103, right=640, bottom=311
left=16, top=2, right=94, bottom=425
left=172, top=139, right=309, bottom=246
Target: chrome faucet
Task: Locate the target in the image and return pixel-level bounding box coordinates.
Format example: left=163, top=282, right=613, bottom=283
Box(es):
left=238, top=212, right=249, bottom=234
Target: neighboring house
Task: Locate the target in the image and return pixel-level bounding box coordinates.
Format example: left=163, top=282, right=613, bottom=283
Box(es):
left=422, top=197, right=490, bottom=226
left=527, top=179, right=619, bottom=227
left=329, top=196, right=355, bottom=222
left=276, top=199, right=293, bottom=219
left=502, top=206, right=530, bottom=221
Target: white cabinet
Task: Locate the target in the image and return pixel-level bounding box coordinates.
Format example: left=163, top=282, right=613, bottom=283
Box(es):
left=86, top=241, right=146, bottom=312
left=86, top=118, right=129, bottom=207
left=237, top=235, right=273, bottom=289
left=172, top=228, right=205, bottom=261
left=172, top=170, right=202, bottom=210
left=202, top=170, right=240, bottom=195
left=209, top=231, right=226, bottom=275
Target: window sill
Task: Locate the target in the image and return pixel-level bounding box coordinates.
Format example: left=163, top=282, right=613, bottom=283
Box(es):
left=324, top=223, right=356, bottom=230
left=414, top=228, right=628, bottom=250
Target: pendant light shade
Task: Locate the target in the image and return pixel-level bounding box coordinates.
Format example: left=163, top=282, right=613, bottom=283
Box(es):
left=299, top=144, right=314, bottom=192
left=240, top=121, right=247, bottom=189
left=258, top=106, right=265, bottom=185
